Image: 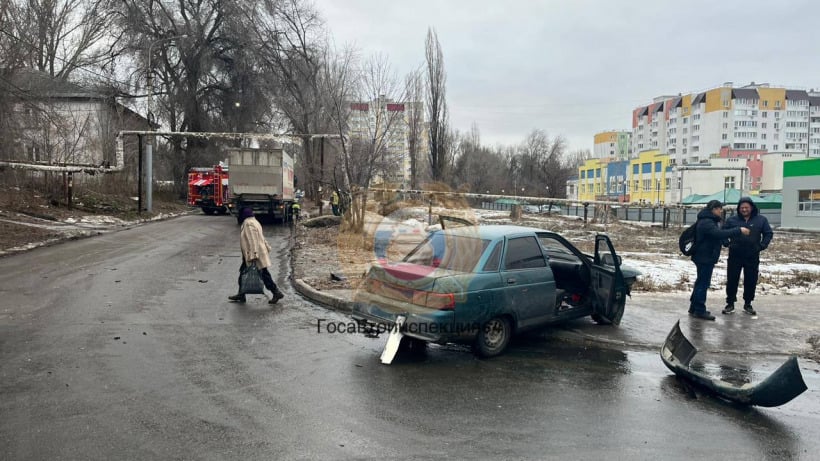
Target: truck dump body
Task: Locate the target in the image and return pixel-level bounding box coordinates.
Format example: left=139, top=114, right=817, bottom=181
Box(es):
left=227, top=148, right=295, bottom=223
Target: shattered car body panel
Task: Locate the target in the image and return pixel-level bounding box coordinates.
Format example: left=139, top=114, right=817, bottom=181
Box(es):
left=661, top=321, right=808, bottom=407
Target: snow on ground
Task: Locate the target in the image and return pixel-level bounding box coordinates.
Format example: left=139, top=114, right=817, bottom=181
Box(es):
left=469, top=207, right=820, bottom=296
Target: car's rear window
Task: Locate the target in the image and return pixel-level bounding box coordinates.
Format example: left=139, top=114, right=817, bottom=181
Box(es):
left=403, top=233, right=490, bottom=272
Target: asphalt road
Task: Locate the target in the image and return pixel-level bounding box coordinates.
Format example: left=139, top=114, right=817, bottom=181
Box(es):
left=1, top=214, right=818, bottom=460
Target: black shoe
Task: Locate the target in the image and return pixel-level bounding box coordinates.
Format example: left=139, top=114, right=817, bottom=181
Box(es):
left=743, top=304, right=757, bottom=315
left=690, top=311, right=716, bottom=321
left=269, top=290, right=285, bottom=304
left=228, top=294, right=246, bottom=303
left=722, top=303, right=735, bottom=314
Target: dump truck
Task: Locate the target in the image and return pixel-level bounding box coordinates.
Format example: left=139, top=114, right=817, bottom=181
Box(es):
left=227, top=147, right=295, bottom=224
left=187, top=164, right=229, bottom=215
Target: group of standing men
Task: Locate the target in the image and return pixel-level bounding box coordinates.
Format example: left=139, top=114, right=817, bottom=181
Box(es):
left=688, top=197, right=774, bottom=321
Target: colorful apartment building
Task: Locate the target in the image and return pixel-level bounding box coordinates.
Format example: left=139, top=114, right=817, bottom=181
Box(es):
left=632, top=82, right=820, bottom=166
left=593, top=130, right=631, bottom=160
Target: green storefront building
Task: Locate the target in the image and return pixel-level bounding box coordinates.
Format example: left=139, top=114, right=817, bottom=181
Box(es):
left=781, top=158, right=820, bottom=231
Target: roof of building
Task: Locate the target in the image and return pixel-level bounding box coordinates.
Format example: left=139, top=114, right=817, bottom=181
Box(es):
left=785, top=89, right=809, bottom=100
left=732, top=88, right=758, bottom=100
left=670, top=96, right=683, bottom=108
left=652, top=102, right=664, bottom=113
left=637, top=106, right=649, bottom=117
left=681, top=188, right=782, bottom=208
left=1, top=67, right=110, bottom=99
left=692, top=92, right=706, bottom=105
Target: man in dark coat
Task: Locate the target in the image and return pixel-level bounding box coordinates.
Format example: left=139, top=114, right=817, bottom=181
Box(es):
left=688, top=200, right=750, bottom=320
left=722, top=197, right=774, bottom=316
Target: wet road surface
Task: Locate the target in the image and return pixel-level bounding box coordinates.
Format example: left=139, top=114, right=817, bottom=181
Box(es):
left=1, top=214, right=818, bottom=460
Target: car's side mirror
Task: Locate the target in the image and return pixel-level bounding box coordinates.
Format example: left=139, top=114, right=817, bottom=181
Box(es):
left=601, top=254, right=621, bottom=267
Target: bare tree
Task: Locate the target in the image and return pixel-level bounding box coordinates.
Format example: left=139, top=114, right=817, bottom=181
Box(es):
left=119, top=0, right=260, bottom=195
left=452, top=124, right=506, bottom=193
left=318, top=42, right=357, bottom=189
left=404, top=68, right=425, bottom=189
left=8, top=0, right=122, bottom=80
left=425, top=27, right=450, bottom=182
left=243, top=0, right=331, bottom=202
left=334, top=53, right=407, bottom=232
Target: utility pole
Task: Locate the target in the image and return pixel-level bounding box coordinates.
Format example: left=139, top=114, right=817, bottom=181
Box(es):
left=146, top=34, right=187, bottom=212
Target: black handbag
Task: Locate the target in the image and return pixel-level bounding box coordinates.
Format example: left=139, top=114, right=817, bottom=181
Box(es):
left=239, top=263, right=265, bottom=295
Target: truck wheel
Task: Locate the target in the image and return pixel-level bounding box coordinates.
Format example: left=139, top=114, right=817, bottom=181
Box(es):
left=473, top=316, right=511, bottom=358
left=202, top=207, right=216, bottom=215
left=217, top=207, right=227, bottom=215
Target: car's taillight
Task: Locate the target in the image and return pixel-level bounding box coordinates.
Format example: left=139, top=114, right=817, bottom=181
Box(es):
left=415, top=291, right=455, bottom=310
left=367, top=278, right=454, bottom=310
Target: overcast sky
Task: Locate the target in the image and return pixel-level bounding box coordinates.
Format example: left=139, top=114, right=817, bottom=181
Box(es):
left=312, top=0, right=820, bottom=153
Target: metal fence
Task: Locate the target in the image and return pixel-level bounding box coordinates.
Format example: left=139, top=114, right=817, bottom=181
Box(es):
left=479, top=201, right=782, bottom=228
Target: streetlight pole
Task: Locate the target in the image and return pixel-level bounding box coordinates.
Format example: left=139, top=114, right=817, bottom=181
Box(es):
left=146, top=34, right=187, bottom=212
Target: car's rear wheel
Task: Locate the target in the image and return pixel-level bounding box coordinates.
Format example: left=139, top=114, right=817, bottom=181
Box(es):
left=474, top=316, right=511, bottom=358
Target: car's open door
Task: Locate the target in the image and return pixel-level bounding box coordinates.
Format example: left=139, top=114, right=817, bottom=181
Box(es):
left=590, top=234, right=627, bottom=325
left=438, top=215, right=475, bottom=230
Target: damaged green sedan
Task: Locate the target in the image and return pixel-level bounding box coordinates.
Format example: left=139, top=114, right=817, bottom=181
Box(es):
left=352, top=224, right=640, bottom=359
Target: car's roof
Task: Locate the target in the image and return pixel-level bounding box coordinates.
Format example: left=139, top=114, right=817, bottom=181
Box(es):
left=440, top=224, right=546, bottom=239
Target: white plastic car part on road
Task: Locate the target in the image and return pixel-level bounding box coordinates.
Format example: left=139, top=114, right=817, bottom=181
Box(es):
left=380, top=315, right=406, bottom=365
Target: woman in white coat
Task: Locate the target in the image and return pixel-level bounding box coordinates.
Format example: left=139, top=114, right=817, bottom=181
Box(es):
left=228, top=208, right=285, bottom=304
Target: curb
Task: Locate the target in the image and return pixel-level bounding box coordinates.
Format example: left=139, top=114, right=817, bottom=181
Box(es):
left=292, top=278, right=353, bottom=313
left=0, top=209, right=193, bottom=259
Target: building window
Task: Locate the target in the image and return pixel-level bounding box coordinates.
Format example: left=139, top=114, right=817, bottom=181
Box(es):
left=725, top=176, right=736, bottom=189
left=797, top=190, right=820, bottom=216
left=643, top=179, right=652, bottom=191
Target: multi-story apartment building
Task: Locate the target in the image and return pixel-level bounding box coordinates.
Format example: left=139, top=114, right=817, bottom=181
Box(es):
left=593, top=130, right=631, bottom=160
left=348, top=97, right=425, bottom=186
left=631, top=82, right=820, bottom=166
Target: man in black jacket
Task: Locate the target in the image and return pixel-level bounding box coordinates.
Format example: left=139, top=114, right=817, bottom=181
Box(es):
left=689, top=200, right=749, bottom=320
left=722, top=197, right=774, bottom=316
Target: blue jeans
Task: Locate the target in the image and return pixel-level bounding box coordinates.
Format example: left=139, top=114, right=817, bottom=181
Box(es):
left=689, top=263, right=714, bottom=314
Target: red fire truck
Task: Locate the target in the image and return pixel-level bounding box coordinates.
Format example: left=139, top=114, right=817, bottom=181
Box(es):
left=187, top=165, right=230, bottom=215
